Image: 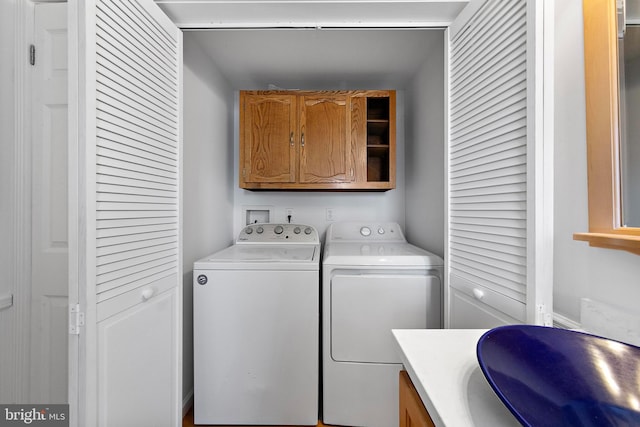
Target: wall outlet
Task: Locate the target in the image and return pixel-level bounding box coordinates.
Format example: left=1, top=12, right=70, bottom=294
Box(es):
left=326, top=208, right=335, bottom=221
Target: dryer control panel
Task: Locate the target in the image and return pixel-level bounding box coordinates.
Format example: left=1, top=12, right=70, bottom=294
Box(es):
left=237, top=223, right=319, bottom=244
left=325, top=222, right=406, bottom=243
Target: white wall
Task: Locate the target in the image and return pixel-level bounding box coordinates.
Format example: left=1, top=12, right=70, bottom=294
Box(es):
left=0, top=0, right=17, bottom=404
left=553, top=0, right=640, bottom=323
left=182, top=34, right=235, bottom=406
left=404, top=32, right=446, bottom=257
left=232, top=91, right=407, bottom=240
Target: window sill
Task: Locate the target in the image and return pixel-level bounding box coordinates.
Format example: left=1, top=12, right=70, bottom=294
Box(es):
left=573, top=232, right=640, bottom=255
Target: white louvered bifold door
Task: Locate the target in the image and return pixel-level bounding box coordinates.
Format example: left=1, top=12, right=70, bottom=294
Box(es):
left=94, top=0, right=179, bottom=303
left=70, top=0, right=182, bottom=425
left=446, top=0, right=552, bottom=328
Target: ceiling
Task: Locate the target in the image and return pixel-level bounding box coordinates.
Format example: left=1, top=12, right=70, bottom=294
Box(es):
left=186, top=28, right=444, bottom=89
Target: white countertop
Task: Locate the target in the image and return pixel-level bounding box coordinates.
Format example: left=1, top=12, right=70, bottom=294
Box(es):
left=392, top=329, right=520, bottom=427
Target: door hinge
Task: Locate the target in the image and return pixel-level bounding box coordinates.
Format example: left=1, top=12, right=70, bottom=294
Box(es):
left=69, top=304, right=85, bottom=335
left=29, top=44, right=35, bottom=66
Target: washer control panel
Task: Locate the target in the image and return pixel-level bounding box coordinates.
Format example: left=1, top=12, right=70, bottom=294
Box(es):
left=237, top=223, right=319, bottom=244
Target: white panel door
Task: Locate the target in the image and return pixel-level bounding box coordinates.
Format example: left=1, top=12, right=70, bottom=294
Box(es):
left=31, top=2, right=68, bottom=404
left=446, top=0, right=553, bottom=327
left=69, top=0, right=182, bottom=425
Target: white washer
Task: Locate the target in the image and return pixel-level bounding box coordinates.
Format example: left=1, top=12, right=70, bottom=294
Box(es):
left=193, top=223, right=320, bottom=425
left=322, top=222, right=443, bottom=427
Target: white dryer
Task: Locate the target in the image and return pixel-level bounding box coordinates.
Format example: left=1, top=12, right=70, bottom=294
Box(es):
left=193, top=223, right=320, bottom=425
left=322, top=222, right=443, bottom=427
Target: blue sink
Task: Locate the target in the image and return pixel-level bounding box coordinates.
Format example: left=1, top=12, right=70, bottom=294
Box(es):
left=477, top=325, right=640, bottom=427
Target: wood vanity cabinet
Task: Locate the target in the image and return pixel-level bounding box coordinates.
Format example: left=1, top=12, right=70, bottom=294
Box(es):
left=399, top=370, right=435, bottom=427
left=239, top=90, right=395, bottom=190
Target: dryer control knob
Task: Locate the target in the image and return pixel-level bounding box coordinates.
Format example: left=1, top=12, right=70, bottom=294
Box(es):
left=294, top=227, right=301, bottom=234
left=274, top=225, right=284, bottom=235
left=304, top=227, right=313, bottom=235
left=360, top=226, right=372, bottom=237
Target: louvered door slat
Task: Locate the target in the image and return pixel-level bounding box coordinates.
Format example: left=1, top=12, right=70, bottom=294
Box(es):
left=451, top=60, right=527, bottom=119
left=449, top=0, right=528, bottom=316
left=95, top=41, right=176, bottom=106
left=118, top=0, right=177, bottom=52
left=98, top=2, right=176, bottom=80
left=97, top=183, right=176, bottom=199
left=97, top=100, right=177, bottom=142
left=98, top=122, right=177, bottom=156
left=97, top=157, right=177, bottom=181
left=97, top=83, right=177, bottom=132
left=94, top=0, right=180, bottom=306
left=95, top=9, right=176, bottom=93
left=452, top=128, right=526, bottom=159
left=451, top=1, right=526, bottom=82
left=96, top=249, right=177, bottom=277
left=97, top=262, right=177, bottom=295
left=450, top=235, right=527, bottom=257
left=97, top=229, right=177, bottom=247
left=96, top=165, right=176, bottom=186
left=97, top=146, right=176, bottom=175
left=95, top=49, right=176, bottom=111
left=97, top=137, right=176, bottom=169
left=96, top=217, right=177, bottom=231
left=96, top=223, right=177, bottom=239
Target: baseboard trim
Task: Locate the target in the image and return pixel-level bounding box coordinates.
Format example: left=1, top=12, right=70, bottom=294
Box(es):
left=553, top=312, right=581, bottom=330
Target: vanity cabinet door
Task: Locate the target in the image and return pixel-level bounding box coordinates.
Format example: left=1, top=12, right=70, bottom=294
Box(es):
left=399, top=370, right=435, bottom=427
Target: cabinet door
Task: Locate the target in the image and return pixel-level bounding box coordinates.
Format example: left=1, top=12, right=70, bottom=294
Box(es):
left=241, top=93, right=297, bottom=184
left=299, top=94, right=352, bottom=184
left=399, top=371, right=435, bottom=427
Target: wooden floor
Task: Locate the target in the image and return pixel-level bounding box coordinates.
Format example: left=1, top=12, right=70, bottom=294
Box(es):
left=182, top=407, right=333, bottom=427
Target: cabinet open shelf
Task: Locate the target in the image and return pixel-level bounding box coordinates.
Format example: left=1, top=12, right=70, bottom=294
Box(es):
left=366, top=96, right=391, bottom=183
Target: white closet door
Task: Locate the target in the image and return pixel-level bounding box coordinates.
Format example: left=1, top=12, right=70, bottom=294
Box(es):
left=446, top=0, right=552, bottom=328
left=69, top=0, right=182, bottom=425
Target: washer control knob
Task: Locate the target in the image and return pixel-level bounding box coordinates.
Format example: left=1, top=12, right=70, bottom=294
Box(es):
left=274, top=225, right=284, bottom=235
left=256, top=226, right=264, bottom=234
left=378, top=227, right=385, bottom=234
left=294, top=227, right=301, bottom=234
left=245, top=227, right=253, bottom=234
left=304, top=227, right=313, bottom=235
left=360, top=226, right=372, bottom=237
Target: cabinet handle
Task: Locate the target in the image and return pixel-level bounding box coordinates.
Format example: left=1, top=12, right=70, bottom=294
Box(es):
left=290, top=131, right=294, bottom=147
left=301, top=132, right=305, bottom=147
left=141, top=288, right=155, bottom=301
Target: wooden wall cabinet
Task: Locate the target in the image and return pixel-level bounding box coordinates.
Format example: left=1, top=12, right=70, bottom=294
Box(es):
left=399, top=370, right=435, bottom=427
left=239, top=90, right=395, bottom=190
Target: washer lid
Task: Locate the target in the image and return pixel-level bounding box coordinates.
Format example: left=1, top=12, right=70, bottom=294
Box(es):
left=323, top=242, right=443, bottom=267
left=195, top=244, right=318, bottom=266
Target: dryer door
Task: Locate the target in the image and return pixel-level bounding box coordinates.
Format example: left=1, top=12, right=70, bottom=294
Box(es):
left=330, top=272, right=441, bottom=364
